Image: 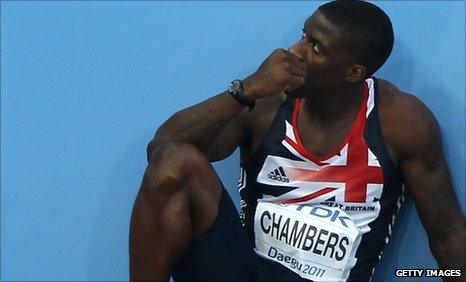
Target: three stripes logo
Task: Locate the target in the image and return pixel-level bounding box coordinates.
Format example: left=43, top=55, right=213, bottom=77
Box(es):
left=268, top=167, right=290, bottom=183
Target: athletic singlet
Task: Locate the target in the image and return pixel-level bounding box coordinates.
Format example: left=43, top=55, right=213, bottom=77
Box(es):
left=237, top=77, right=404, bottom=281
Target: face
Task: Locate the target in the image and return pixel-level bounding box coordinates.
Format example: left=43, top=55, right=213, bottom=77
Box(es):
left=285, top=11, right=355, bottom=98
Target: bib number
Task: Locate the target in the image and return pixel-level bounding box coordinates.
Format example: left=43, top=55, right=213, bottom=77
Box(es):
left=254, top=202, right=361, bottom=281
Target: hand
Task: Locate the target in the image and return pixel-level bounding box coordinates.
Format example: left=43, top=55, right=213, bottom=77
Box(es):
left=243, top=48, right=307, bottom=100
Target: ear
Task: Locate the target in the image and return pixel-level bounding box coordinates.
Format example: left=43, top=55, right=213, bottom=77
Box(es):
left=345, top=64, right=367, bottom=83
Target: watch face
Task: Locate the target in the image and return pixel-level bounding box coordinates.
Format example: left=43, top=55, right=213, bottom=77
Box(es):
left=229, top=80, right=241, bottom=93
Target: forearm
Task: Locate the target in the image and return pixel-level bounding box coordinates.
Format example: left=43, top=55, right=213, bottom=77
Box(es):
left=429, top=224, right=466, bottom=280
left=148, top=91, right=245, bottom=156
left=147, top=48, right=307, bottom=158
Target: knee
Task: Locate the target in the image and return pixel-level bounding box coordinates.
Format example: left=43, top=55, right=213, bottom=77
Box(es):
left=143, top=142, right=209, bottom=191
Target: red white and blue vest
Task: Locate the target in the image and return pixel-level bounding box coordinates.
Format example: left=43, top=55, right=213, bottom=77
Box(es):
left=238, top=77, right=404, bottom=281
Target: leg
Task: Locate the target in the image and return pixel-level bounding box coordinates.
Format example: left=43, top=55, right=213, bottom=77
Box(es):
left=171, top=183, right=254, bottom=282
left=129, top=142, right=223, bottom=281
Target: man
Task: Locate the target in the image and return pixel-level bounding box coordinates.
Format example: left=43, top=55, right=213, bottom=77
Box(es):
left=129, top=1, right=465, bottom=281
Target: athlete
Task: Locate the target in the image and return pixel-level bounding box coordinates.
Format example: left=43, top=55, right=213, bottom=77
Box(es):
left=129, top=1, right=465, bottom=281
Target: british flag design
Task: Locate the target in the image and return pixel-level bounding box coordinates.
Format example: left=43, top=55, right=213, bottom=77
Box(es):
left=238, top=78, right=405, bottom=281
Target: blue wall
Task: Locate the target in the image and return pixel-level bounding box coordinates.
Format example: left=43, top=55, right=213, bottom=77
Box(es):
left=1, top=1, right=464, bottom=281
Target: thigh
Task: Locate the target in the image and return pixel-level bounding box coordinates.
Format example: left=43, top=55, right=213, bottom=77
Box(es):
left=253, top=255, right=311, bottom=282
left=172, top=187, right=255, bottom=282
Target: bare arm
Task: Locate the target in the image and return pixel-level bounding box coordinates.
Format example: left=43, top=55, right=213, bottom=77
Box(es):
left=147, top=49, right=307, bottom=162
left=148, top=91, right=250, bottom=162
left=389, top=94, right=465, bottom=278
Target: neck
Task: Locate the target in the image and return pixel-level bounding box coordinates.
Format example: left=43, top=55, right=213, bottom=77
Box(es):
left=301, top=82, right=364, bottom=124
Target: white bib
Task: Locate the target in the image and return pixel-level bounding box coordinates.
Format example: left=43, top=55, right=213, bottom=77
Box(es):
left=254, top=202, right=362, bottom=281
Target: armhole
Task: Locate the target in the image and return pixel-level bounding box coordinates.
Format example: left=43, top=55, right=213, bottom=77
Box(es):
left=241, top=97, right=293, bottom=167
left=364, top=77, right=400, bottom=175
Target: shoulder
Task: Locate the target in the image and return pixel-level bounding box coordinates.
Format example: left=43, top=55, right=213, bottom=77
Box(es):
left=377, top=78, right=431, bottom=120
left=376, top=78, right=441, bottom=162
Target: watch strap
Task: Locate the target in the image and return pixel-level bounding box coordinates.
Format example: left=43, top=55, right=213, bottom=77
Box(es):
left=228, top=79, right=255, bottom=110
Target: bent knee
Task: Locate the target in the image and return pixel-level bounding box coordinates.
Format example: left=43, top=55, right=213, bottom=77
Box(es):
left=148, top=142, right=209, bottom=170
left=144, top=142, right=210, bottom=190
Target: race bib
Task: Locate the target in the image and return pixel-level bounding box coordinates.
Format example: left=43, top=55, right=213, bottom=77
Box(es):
left=254, top=202, right=361, bottom=281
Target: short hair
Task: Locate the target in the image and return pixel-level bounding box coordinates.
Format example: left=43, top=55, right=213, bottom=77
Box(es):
left=318, top=0, right=394, bottom=76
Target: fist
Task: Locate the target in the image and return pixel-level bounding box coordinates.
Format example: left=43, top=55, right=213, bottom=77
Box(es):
left=244, top=48, right=307, bottom=100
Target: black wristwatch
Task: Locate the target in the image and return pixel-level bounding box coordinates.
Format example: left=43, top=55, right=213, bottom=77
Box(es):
left=228, top=79, right=255, bottom=110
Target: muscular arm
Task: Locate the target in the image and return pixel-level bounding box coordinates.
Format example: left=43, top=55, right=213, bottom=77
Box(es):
left=387, top=93, right=465, bottom=277
left=148, top=91, right=249, bottom=162
left=147, top=49, right=307, bottom=162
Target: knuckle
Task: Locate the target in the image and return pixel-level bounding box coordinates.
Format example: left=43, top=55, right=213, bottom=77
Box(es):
left=274, top=48, right=286, bottom=54
left=282, top=61, right=291, bottom=70
left=278, top=72, right=291, bottom=83
left=273, top=48, right=286, bottom=58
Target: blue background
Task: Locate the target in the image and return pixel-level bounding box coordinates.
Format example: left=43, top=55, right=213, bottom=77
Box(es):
left=1, top=1, right=464, bottom=281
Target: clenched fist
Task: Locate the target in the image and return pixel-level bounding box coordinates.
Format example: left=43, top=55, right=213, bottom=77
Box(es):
left=243, top=48, right=307, bottom=100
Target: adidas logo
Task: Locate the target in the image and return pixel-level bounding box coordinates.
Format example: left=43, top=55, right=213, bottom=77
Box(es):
left=267, top=167, right=290, bottom=183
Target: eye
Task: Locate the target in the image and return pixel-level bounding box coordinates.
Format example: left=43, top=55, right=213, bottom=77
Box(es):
left=301, top=28, right=306, bottom=40
left=301, top=28, right=322, bottom=54
left=309, top=38, right=321, bottom=53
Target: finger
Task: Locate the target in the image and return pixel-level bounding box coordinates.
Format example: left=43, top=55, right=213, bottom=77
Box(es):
left=285, top=54, right=307, bottom=75
left=285, top=74, right=306, bottom=90
left=289, top=63, right=307, bottom=78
